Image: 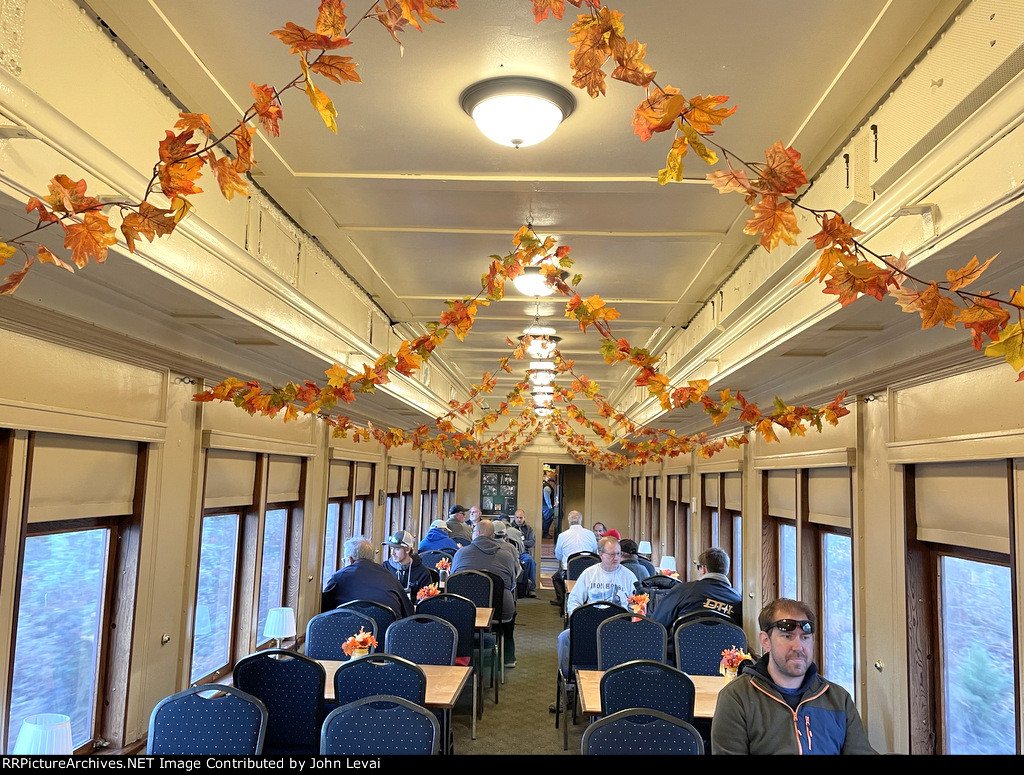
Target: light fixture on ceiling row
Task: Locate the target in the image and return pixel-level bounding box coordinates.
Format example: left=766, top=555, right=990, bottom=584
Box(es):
left=459, top=76, right=576, bottom=149
left=512, top=263, right=569, bottom=297
left=528, top=361, right=556, bottom=387
left=519, top=324, right=561, bottom=360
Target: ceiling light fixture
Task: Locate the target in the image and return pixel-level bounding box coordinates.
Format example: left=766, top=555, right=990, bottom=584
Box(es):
left=528, top=361, right=556, bottom=387
left=512, top=264, right=569, bottom=297
left=460, top=76, right=576, bottom=149
left=519, top=324, right=561, bottom=360
left=533, top=406, right=553, bottom=417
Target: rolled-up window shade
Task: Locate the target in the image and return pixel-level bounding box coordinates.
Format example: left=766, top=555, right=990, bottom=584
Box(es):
left=29, top=433, right=138, bottom=522
left=679, top=475, right=690, bottom=503
left=329, top=460, right=351, bottom=499
left=401, top=467, right=413, bottom=491
left=767, top=470, right=796, bottom=519
left=704, top=473, right=720, bottom=508
left=268, top=455, right=302, bottom=503
left=354, top=463, right=373, bottom=496
left=386, top=466, right=399, bottom=494
left=668, top=476, right=678, bottom=501
left=646, top=477, right=658, bottom=497
left=204, top=449, right=257, bottom=509
left=807, top=468, right=851, bottom=528
left=424, top=469, right=438, bottom=491
left=916, top=460, right=1008, bottom=553
left=724, top=472, right=742, bottom=511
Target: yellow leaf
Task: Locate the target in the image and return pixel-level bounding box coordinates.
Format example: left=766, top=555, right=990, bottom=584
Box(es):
left=299, top=54, right=338, bottom=133
left=0, top=241, right=16, bottom=265
left=680, top=123, right=717, bottom=165
left=985, top=321, right=1024, bottom=371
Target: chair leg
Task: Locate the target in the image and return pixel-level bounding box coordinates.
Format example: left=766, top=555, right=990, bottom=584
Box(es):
left=555, top=674, right=562, bottom=729
left=563, top=684, right=571, bottom=751
left=471, top=673, right=477, bottom=739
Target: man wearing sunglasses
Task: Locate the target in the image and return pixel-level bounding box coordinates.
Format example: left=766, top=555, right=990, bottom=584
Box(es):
left=711, top=598, right=875, bottom=755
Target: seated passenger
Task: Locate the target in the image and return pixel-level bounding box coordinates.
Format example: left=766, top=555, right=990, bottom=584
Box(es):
left=555, top=536, right=638, bottom=677
left=321, top=536, right=414, bottom=618
left=712, top=598, right=875, bottom=755
left=381, top=530, right=432, bottom=600
left=418, top=519, right=460, bottom=553
left=619, top=539, right=653, bottom=581
left=651, top=547, right=742, bottom=628
left=446, top=504, right=474, bottom=545
left=451, top=519, right=519, bottom=668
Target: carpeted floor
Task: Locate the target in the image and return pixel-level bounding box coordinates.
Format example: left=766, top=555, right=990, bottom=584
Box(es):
left=448, top=589, right=588, bottom=755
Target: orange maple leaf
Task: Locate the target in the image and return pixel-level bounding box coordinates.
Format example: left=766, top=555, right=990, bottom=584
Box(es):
left=251, top=83, right=284, bottom=137
left=610, top=39, right=656, bottom=87
left=758, top=142, right=807, bottom=194
left=946, top=254, right=996, bottom=291
left=914, top=282, right=961, bottom=329
left=120, top=202, right=176, bottom=252
left=823, top=257, right=887, bottom=306
left=158, top=129, right=199, bottom=164
left=36, top=245, right=75, bottom=273
left=568, top=7, right=624, bottom=98
left=684, top=94, right=736, bottom=134
left=311, top=54, right=361, bottom=84
left=271, top=22, right=351, bottom=53
left=808, top=213, right=862, bottom=253
left=158, top=156, right=204, bottom=198
left=0, top=258, right=34, bottom=295
left=959, top=295, right=1010, bottom=350
left=632, top=87, right=686, bottom=142
left=373, top=0, right=409, bottom=49
left=207, top=152, right=250, bottom=200
left=174, top=112, right=214, bottom=135
left=63, top=212, right=117, bottom=268
left=316, top=0, right=349, bottom=39
left=743, top=195, right=799, bottom=251
left=707, top=167, right=752, bottom=195
left=529, top=0, right=568, bottom=22
left=26, top=197, right=59, bottom=224
left=802, top=247, right=844, bottom=284
left=43, top=174, right=102, bottom=215
left=232, top=126, right=257, bottom=173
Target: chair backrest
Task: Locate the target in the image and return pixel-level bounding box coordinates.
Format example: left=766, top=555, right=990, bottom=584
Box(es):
left=581, top=708, right=704, bottom=755
left=416, top=593, right=475, bottom=661
left=481, top=569, right=508, bottom=622
left=418, top=550, right=450, bottom=573
left=670, top=609, right=734, bottom=633
left=446, top=570, right=493, bottom=609
left=305, top=609, right=377, bottom=660
left=339, top=599, right=398, bottom=638
left=567, top=551, right=601, bottom=580
left=333, top=654, right=426, bottom=707
left=599, top=660, right=695, bottom=721
left=674, top=617, right=748, bottom=675
left=568, top=602, right=627, bottom=673
left=597, top=613, right=668, bottom=669
left=439, top=546, right=457, bottom=557
left=148, top=685, right=267, bottom=755
left=321, top=695, right=439, bottom=755
left=232, top=650, right=325, bottom=756
left=384, top=614, right=458, bottom=666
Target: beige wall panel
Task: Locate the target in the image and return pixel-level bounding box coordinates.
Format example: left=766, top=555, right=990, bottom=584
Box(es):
left=892, top=366, right=1024, bottom=441
left=202, top=396, right=316, bottom=445
left=297, top=246, right=369, bottom=344
left=0, top=330, right=164, bottom=424
left=588, top=467, right=630, bottom=534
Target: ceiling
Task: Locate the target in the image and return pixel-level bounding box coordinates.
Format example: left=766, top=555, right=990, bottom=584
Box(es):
left=9, top=0, right=986, bottom=438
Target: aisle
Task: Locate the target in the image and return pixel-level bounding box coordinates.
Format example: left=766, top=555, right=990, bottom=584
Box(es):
left=448, top=591, right=584, bottom=755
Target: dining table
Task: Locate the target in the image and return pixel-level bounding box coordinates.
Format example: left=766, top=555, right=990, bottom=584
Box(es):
left=319, top=659, right=472, bottom=755
left=575, top=670, right=728, bottom=719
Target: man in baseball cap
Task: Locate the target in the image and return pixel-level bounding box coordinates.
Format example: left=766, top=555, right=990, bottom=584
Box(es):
left=446, top=504, right=473, bottom=544
left=381, top=530, right=432, bottom=599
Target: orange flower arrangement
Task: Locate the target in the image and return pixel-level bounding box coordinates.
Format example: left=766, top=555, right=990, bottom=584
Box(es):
left=720, top=645, right=752, bottom=677
left=435, top=558, right=451, bottom=572
left=627, top=592, right=649, bottom=619
left=659, top=569, right=680, bottom=579
left=342, top=627, right=377, bottom=657
left=417, top=583, right=441, bottom=601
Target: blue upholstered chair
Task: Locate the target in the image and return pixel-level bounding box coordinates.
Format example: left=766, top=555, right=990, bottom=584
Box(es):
left=566, top=551, right=601, bottom=581
left=446, top=570, right=500, bottom=693
left=305, top=608, right=377, bottom=660
left=333, top=654, right=426, bottom=707
left=233, top=650, right=325, bottom=756
left=555, top=601, right=626, bottom=750
left=674, top=616, right=747, bottom=676
left=596, top=613, right=668, bottom=670
left=384, top=614, right=458, bottom=666
left=581, top=708, right=704, bottom=755
left=599, top=660, right=696, bottom=722
left=417, top=593, right=482, bottom=731
left=321, top=695, right=439, bottom=755
left=147, top=685, right=267, bottom=755
left=339, top=599, right=397, bottom=640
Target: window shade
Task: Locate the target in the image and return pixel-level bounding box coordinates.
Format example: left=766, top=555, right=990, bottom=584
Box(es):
left=386, top=465, right=399, bottom=494
left=329, top=460, right=351, bottom=499
left=724, top=472, right=742, bottom=511
left=401, top=467, right=413, bottom=491
left=29, top=433, right=139, bottom=522
left=679, top=474, right=690, bottom=503
left=354, top=463, right=373, bottom=496
left=204, top=449, right=257, bottom=509
left=916, top=460, right=1008, bottom=553
left=767, top=469, right=796, bottom=519
left=704, top=473, right=720, bottom=508
left=267, top=455, right=302, bottom=504
left=807, top=468, right=851, bottom=528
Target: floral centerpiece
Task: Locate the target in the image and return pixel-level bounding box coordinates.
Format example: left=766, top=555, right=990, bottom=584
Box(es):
left=720, top=645, right=752, bottom=680
left=417, top=583, right=441, bottom=601
left=627, top=592, right=649, bottom=621
left=342, top=627, right=377, bottom=658
left=435, top=557, right=451, bottom=572
left=660, top=568, right=680, bottom=579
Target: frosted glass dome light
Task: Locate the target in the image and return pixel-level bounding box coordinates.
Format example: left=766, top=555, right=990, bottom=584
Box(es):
left=460, top=77, right=576, bottom=149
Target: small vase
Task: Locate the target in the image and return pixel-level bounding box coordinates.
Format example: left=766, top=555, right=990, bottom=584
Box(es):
left=439, top=569, right=449, bottom=588
left=723, top=667, right=738, bottom=681
left=351, top=647, right=369, bottom=659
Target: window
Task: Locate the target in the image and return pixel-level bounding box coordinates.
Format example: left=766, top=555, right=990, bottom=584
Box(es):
left=939, top=556, right=1014, bottom=755
left=385, top=465, right=414, bottom=536
left=665, top=473, right=690, bottom=572
left=191, top=512, right=241, bottom=682
left=420, top=468, right=439, bottom=539
left=821, top=531, right=854, bottom=697
left=441, top=470, right=456, bottom=516
left=7, top=527, right=111, bottom=753
left=780, top=521, right=797, bottom=599
left=4, top=432, right=142, bottom=753
left=323, top=501, right=341, bottom=588
left=629, top=476, right=642, bottom=539
left=644, top=475, right=660, bottom=561
left=256, top=506, right=290, bottom=643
